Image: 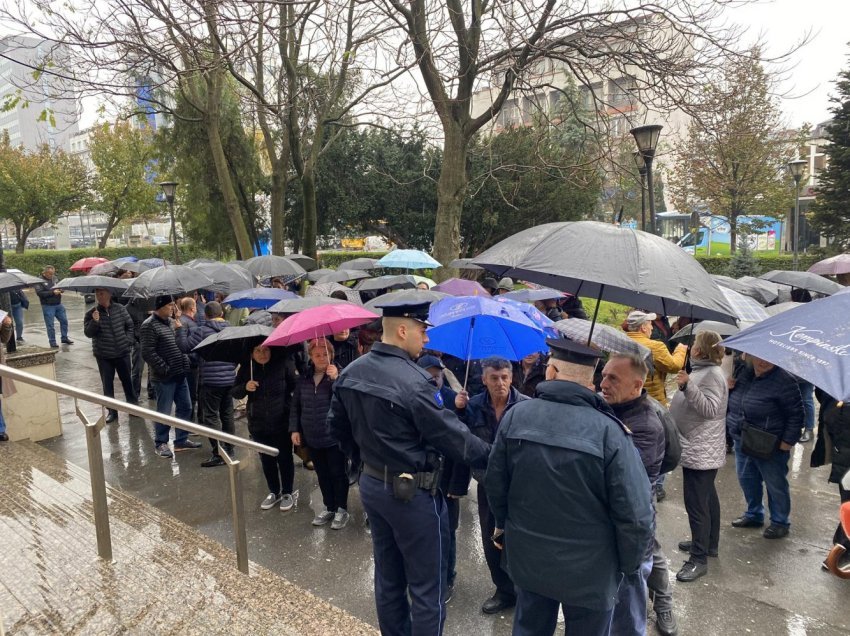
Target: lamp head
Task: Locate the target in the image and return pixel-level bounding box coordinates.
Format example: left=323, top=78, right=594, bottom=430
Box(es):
left=630, top=124, right=663, bottom=160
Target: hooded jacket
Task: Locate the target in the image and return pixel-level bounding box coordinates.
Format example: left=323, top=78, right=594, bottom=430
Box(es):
left=625, top=330, right=687, bottom=405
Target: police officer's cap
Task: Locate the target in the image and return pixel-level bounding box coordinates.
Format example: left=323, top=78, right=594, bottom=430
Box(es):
left=377, top=300, right=433, bottom=326
left=546, top=337, right=603, bottom=367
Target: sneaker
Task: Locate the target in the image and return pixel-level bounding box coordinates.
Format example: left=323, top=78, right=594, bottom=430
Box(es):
left=331, top=509, right=350, bottom=530
left=0, top=433, right=9, bottom=442
left=279, top=491, right=298, bottom=512
left=260, top=493, right=282, bottom=510
left=800, top=430, right=813, bottom=443
left=16, top=337, right=24, bottom=343
left=61, top=339, right=74, bottom=345
left=655, top=608, right=679, bottom=636
left=675, top=560, right=707, bottom=582
left=155, top=443, right=173, bottom=458
left=444, top=584, right=454, bottom=604
left=173, top=439, right=202, bottom=451
left=312, top=509, right=335, bottom=526
left=655, top=484, right=667, bottom=502
left=200, top=455, right=226, bottom=468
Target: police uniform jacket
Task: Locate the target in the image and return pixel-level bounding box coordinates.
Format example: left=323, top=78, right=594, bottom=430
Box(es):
left=327, top=342, right=491, bottom=474
left=484, top=379, right=654, bottom=611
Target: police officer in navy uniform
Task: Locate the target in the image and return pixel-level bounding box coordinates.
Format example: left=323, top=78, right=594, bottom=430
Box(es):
left=328, top=300, right=491, bottom=636
left=485, top=338, right=654, bottom=636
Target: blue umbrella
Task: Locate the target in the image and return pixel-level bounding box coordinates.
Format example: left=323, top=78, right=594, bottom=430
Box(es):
left=223, top=288, right=297, bottom=309
left=723, top=291, right=850, bottom=401
left=494, top=296, right=559, bottom=339
left=426, top=296, right=547, bottom=367
left=377, top=249, right=441, bottom=270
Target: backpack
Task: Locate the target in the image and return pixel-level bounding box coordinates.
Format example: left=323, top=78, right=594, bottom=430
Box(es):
left=648, top=396, right=681, bottom=474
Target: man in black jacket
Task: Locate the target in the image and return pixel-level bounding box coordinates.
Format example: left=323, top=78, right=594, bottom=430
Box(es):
left=36, top=265, right=73, bottom=347
left=141, top=295, right=201, bottom=458
left=84, top=288, right=138, bottom=423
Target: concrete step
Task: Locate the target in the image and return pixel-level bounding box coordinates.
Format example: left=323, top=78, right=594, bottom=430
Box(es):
left=0, top=440, right=377, bottom=636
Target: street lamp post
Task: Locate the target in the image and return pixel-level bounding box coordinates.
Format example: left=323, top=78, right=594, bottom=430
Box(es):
left=632, top=151, right=648, bottom=232
left=787, top=159, right=807, bottom=271
left=159, top=181, right=180, bottom=264
left=630, top=125, right=663, bottom=235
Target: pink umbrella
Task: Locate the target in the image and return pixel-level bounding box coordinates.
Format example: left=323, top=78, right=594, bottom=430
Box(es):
left=263, top=303, right=380, bottom=347
left=432, top=277, right=490, bottom=296
left=808, top=254, right=850, bottom=276
left=70, top=256, right=110, bottom=272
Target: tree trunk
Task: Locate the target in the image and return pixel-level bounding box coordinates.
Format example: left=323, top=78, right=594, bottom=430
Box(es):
left=432, top=125, right=468, bottom=281
left=99, top=214, right=118, bottom=249
left=300, top=166, right=318, bottom=259
left=729, top=210, right=738, bottom=254
left=15, top=226, right=31, bottom=253
left=269, top=168, right=287, bottom=255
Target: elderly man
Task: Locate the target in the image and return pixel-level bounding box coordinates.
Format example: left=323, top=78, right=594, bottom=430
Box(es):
left=455, top=356, right=529, bottom=614
left=485, top=339, right=653, bottom=636
left=84, top=288, right=138, bottom=423
left=36, top=265, right=73, bottom=347
left=624, top=310, right=687, bottom=406
left=601, top=354, right=678, bottom=636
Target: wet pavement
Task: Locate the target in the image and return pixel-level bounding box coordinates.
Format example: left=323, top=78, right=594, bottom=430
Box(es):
left=10, top=293, right=850, bottom=634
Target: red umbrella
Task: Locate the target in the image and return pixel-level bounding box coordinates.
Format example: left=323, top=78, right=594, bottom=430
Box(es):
left=263, top=303, right=379, bottom=347
left=70, top=256, right=110, bottom=272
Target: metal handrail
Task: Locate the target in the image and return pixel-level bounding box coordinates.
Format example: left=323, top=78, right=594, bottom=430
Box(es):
left=0, top=363, right=278, bottom=574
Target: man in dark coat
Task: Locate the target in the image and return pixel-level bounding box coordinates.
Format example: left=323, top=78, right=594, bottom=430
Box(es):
left=36, top=265, right=73, bottom=347
left=485, top=338, right=653, bottom=636
left=328, top=300, right=491, bottom=636
left=84, top=288, right=138, bottom=423
left=601, top=354, right=677, bottom=636
left=141, top=295, right=201, bottom=458
left=455, top=356, right=529, bottom=614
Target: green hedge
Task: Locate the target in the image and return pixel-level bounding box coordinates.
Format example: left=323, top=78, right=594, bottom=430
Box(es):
left=695, top=254, right=821, bottom=275
left=4, top=245, right=217, bottom=279
left=316, top=251, right=387, bottom=269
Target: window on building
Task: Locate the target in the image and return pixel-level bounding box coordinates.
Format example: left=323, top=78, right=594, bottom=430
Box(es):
left=579, top=82, right=603, bottom=111
left=608, top=76, right=637, bottom=108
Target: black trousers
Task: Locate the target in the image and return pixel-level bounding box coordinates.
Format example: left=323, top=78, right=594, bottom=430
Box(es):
left=251, top=428, right=295, bottom=496
left=834, top=483, right=850, bottom=548
left=682, top=467, right=721, bottom=563
left=96, top=354, right=137, bottom=414
left=130, top=338, right=144, bottom=396
left=311, top=445, right=350, bottom=512
left=187, top=367, right=200, bottom=420
left=477, top=482, right=515, bottom=599
left=201, top=385, right=234, bottom=455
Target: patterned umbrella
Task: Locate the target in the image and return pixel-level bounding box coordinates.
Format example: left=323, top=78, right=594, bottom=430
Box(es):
left=718, top=287, right=768, bottom=324
left=306, top=282, right=362, bottom=304
left=553, top=318, right=653, bottom=370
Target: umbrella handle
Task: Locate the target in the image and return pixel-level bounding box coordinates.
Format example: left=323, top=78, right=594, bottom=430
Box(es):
left=250, top=359, right=253, bottom=383
left=684, top=306, right=695, bottom=369
left=587, top=285, right=605, bottom=346
left=463, top=316, right=476, bottom=391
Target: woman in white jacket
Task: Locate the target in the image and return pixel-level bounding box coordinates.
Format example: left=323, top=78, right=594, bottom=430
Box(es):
left=669, top=330, right=729, bottom=583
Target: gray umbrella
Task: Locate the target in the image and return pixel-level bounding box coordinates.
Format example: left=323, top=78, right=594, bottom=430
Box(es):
left=189, top=262, right=255, bottom=294
left=735, top=276, right=780, bottom=305
left=668, top=321, right=740, bottom=346
left=245, top=310, right=273, bottom=326
left=363, top=289, right=449, bottom=314
left=243, top=255, right=307, bottom=281
left=306, top=282, right=362, bottom=304
left=355, top=275, right=416, bottom=292
left=55, top=275, right=130, bottom=295
left=337, top=257, right=380, bottom=271
left=124, top=265, right=215, bottom=298
left=448, top=257, right=484, bottom=271
left=286, top=253, right=318, bottom=272
left=472, top=221, right=737, bottom=324
left=759, top=270, right=843, bottom=296
left=306, top=268, right=336, bottom=282
left=764, top=301, right=804, bottom=316
left=267, top=296, right=350, bottom=314
left=317, top=269, right=372, bottom=284
left=184, top=257, right=218, bottom=267
left=711, top=275, right=772, bottom=305
left=0, top=271, right=46, bottom=292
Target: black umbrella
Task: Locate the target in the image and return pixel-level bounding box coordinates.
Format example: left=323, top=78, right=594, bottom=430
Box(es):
left=243, top=255, right=307, bottom=280
left=55, top=275, right=130, bottom=295
left=448, top=257, right=484, bottom=271
left=355, top=275, right=416, bottom=293
left=363, top=289, right=449, bottom=314
left=668, top=321, right=740, bottom=346
left=286, top=253, right=318, bottom=272
left=759, top=270, right=843, bottom=296
left=190, top=262, right=255, bottom=294
left=316, top=269, right=371, bottom=284
left=306, top=268, right=336, bottom=283
left=337, top=257, right=379, bottom=271
left=472, top=221, right=737, bottom=325
left=192, top=324, right=274, bottom=363
left=0, top=271, right=46, bottom=292
left=267, top=296, right=349, bottom=314
left=124, top=265, right=215, bottom=298
left=735, top=276, right=780, bottom=305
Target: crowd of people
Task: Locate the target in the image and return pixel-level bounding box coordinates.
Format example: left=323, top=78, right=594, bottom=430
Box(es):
left=3, top=259, right=848, bottom=636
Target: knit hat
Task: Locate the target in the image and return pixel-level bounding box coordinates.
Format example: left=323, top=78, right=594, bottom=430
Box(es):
left=154, top=295, right=174, bottom=310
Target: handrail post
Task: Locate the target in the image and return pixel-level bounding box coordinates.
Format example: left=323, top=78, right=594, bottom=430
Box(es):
left=221, top=447, right=249, bottom=574
left=76, top=400, right=113, bottom=562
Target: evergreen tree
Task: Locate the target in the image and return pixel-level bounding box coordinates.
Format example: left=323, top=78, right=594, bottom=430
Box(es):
left=726, top=234, right=761, bottom=278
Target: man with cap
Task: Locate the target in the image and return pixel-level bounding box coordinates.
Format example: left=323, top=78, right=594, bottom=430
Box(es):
left=328, top=299, right=491, bottom=635
left=624, top=310, right=687, bottom=407
left=141, top=295, right=202, bottom=458
left=496, top=277, right=514, bottom=295
left=480, top=277, right=499, bottom=296
left=485, top=338, right=654, bottom=636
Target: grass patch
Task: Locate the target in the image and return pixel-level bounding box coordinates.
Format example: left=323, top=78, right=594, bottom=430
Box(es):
left=581, top=298, right=631, bottom=328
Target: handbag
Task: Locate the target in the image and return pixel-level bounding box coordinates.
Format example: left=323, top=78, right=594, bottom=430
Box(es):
left=741, top=420, right=779, bottom=460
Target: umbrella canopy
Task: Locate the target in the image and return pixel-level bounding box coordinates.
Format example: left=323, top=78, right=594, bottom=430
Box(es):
left=723, top=293, right=850, bottom=400
left=55, top=275, right=130, bottom=295
left=472, top=221, right=737, bottom=324
left=223, top=288, right=297, bottom=309
left=268, top=296, right=350, bottom=315
left=501, top=288, right=563, bottom=303
left=124, top=265, right=215, bottom=299
left=243, top=255, right=307, bottom=281
left=355, top=275, right=416, bottom=292
left=410, top=275, right=436, bottom=288
left=316, top=269, right=372, bottom=284
left=306, top=281, right=362, bottom=304
left=184, top=257, right=218, bottom=267
left=808, top=254, right=850, bottom=276
left=191, top=262, right=255, bottom=294
left=668, top=321, right=740, bottom=347
left=337, top=257, right=380, bottom=271
left=364, top=289, right=450, bottom=314
left=711, top=274, right=772, bottom=305
left=0, top=271, right=46, bottom=292
left=139, top=258, right=170, bottom=268
left=718, top=287, right=769, bottom=324
left=494, top=297, right=559, bottom=339
left=425, top=296, right=547, bottom=361
left=764, top=301, right=804, bottom=316
left=377, top=249, right=441, bottom=270
left=245, top=310, right=273, bottom=326
left=448, top=257, right=484, bottom=271
left=70, top=256, right=109, bottom=272
left=286, top=253, right=318, bottom=272
left=264, top=304, right=379, bottom=347
left=432, top=278, right=490, bottom=297
left=306, top=268, right=336, bottom=283
left=554, top=318, right=654, bottom=368
left=90, top=257, right=147, bottom=276
left=192, top=324, right=274, bottom=363
left=759, top=270, right=843, bottom=296
left=735, top=276, right=780, bottom=305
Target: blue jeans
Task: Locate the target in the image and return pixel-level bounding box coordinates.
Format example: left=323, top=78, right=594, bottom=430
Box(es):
left=152, top=376, right=192, bottom=445
left=734, top=439, right=791, bottom=527
left=41, top=303, right=69, bottom=344
left=799, top=382, right=815, bottom=431
left=0, top=401, right=6, bottom=434
left=513, top=587, right=614, bottom=636
left=611, top=555, right=653, bottom=635
left=10, top=303, right=24, bottom=340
